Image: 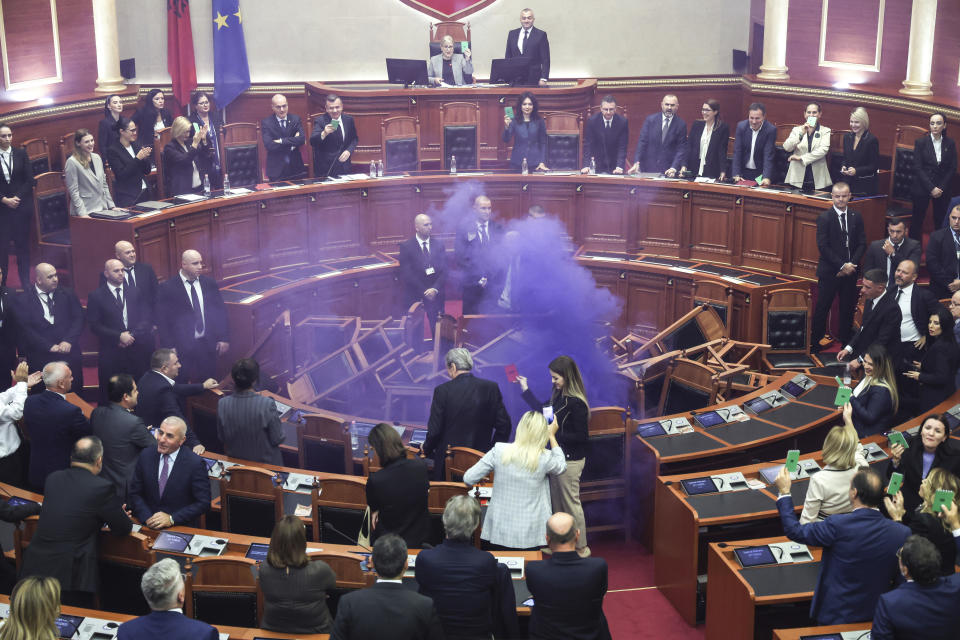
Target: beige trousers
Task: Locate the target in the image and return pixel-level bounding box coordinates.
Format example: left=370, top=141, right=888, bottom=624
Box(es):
left=549, top=457, right=589, bottom=554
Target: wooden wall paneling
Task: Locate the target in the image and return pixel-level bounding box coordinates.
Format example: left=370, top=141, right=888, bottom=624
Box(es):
left=172, top=213, right=214, bottom=279
left=308, top=190, right=363, bottom=259
left=689, top=191, right=736, bottom=263
left=788, top=206, right=821, bottom=279
left=588, top=267, right=627, bottom=329
left=484, top=181, right=524, bottom=224
left=672, top=277, right=695, bottom=319
left=214, top=201, right=261, bottom=282
left=739, top=198, right=791, bottom=273
left=0, top=0, right=60, bottom=88
left=357, top=272, right=397, bottom=320
left=525, top=181, right=578, bottom=241
left=349, top=111, right=391, bottom=165
left=366, top=184, right=420, bottom=252
left=135, top=223, right=172, bottom=282
left=260, top=195, right=309, bottom=272
left=930, top=2, right=960, bottom=101
left=625, top=271, right=667, bottom=334
left=313, top=278, right=359, bottom=317
left=635, top=187, right=683, bottom=256
left=579, top=183, right=632, bottom=252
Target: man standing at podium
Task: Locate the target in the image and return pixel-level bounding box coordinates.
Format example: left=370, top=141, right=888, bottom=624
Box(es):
left=630, top=95, right=687, bottom=176
left=262, top=94, right=306, bottom=181
left=504, top=8, right=550, bottom=87
left=310, top=94, right=357, bottom=179
left=581, top=96, right=628, bottom=175
left=731, top=103, right=775, bottom=185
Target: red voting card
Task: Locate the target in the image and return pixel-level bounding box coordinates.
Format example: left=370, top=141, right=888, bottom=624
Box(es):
left=505, top=364, right=519, bottom=382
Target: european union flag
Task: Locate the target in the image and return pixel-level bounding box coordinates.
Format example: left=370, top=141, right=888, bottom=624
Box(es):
left=212, top=0, right=250, bottom=108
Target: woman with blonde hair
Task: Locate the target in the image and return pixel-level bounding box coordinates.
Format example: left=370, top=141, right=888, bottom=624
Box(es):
left=849, top=343, right=899, bottom=437
left=0, top=576, right=60, bottom=640
left=886, top=467, right=960, bottom=576
left=162, top=116, right=208, bottom=197
left=800, top=403, right=868, bottom=523
left=64, top=128, right=114, bottom=217
left=840, top=106, right=879, bottom=195
left=463, top=410, right=565, bottom=550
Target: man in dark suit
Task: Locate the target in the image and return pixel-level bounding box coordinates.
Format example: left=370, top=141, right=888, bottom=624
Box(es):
left=398, top=213, right=446, bottom=330
left=862, top=217, right=922, bottom=289
left=630, top=94, right=687, bottom=176
left=812, top=182, right=867, bottom=349
left=100, top=240, right=160, bottom=317
left=0, top=123, right=34, bottom=290
left=774, top=466, right=909, bottom=624
left=23, top=361, right=91, bottom=491
left=504, top=8, right=550, bottom=87
left=91, top=374, right=155, bottom=498
left=88, top=259, right=154, bottom=402
left=925, top=204, right=960, bottom=300
left=128, top=416, right=211, bottom=529
left=14, top=263, right=84, bottom=389
left=332, top=533, right=444, bottom=640
left=871, top=534, right=960, bottom=640
left=731, top=102, right=776, bottom=185
left=135, top=348, right=214, bottom=453
left=309, top=94, right=358, bottom=178
left=527, top=512, right=611, bottom=640
left=891, top=258, right=943, bottom=369
left=581, top=96, right=628, bottom=175
left=21, top=436, right=132, bottom=607
left=116, top=558, right=219, bottom=640
left=836, top=268, right=902, bottom=366
left=0, top=265, right=18, bottom=379
left=455, top=195, right=504, bottom=315
left=423, top=348, right=511, bottom=479
left=156, top=249, right=229, bottom=383
left=216, top=358, right=284, bottom=465
left=261, top=93, right=306, bottom=181
left=416, top=494, right=518, bottom=639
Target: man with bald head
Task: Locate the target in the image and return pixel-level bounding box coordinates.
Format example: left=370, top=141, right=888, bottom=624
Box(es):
left=526, top=512, right=611, bottom=640
left=456, top=195, right=505, bottom=314
left=13, top=262, right=84, bottom=388
left=262, top=93, right=306, bottom=181
left=100, top=240, right=159, bottom=315
left=398, top=213, right=446, bottom=334
left=87, top=258, right=154, bottom=401
left=156, top=250, right=229, bottom=382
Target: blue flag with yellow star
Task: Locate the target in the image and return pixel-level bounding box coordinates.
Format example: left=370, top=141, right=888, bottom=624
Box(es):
left=212, top=0, right=250, bottom=108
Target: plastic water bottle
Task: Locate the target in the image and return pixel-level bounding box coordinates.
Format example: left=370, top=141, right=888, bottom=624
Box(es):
left=521, top=157, right=528, bottom=175
left=202, top=174, right=211, bottom=197
left=377, top=159, right=384, bottom=177
left=223, top=172, right=231, bottom=194
left=369, top=160, right=377, bottom=178
left=590, top=156, right=597, bottom=175
left=843, top=363, right=852, bottom=386
left=450, top=155, right=457, bottom=175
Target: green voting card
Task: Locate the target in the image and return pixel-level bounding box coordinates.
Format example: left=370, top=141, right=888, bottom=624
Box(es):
left=785, top=449, right=800, bottom=473
left=887, top=431, right=909, bottom=450
left=329, top=120, right=339, bottom=131
left=834, top=377, right=851, bottom=406
left=505, top=106, right=514, bottom=119
left=933, top=489, right=955, bottom=514
left=886, top=472, right=903, bottom=495
left=460, top=41, right=469, bottom=51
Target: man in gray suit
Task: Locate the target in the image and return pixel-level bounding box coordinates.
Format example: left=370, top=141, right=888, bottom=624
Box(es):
left=91, top=373, right=155, bottom=498
left=216, top=358, right=285, bottom=465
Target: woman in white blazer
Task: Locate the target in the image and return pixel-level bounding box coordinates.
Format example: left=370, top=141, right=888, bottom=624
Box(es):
left=64, top=128, right=114, bottom=217
left=782, top=102, right=832, bottom=190
left=428, top=35, right=473, bottom=86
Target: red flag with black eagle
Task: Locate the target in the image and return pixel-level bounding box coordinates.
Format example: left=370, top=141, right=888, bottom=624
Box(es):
left=167, top=0, right=197, bottom=106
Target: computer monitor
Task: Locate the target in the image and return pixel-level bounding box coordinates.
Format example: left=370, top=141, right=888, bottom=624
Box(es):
left=489, top=57, right=533, bottom=85
left=386, top=58, right=429, bottom=87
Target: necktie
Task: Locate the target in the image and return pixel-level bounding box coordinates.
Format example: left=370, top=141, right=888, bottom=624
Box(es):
left=43, top=292, right=54, bottom=321
left=280, top=118, right=287, bottom=129
left=661, top=117, right=670, bottom=143
left=839, top=212, right=850, bottom=261
left=481, top=223, right=488, bottom=244
left=896, top=288, right=903, bottom=303
left=523, top=29, right=529, bottom=53
left=865, top=299, right=874, bottom=318
left=158, top=454, right=170, bottom=496
left=115, top=286, right=123, bottom=310
left=421, top=241, right=429, bottom=260
left=125, top=267, right=135, bottom=287
left=188, top=280, right=204, bottom=334
left=605, top=120, right=611, bottom=129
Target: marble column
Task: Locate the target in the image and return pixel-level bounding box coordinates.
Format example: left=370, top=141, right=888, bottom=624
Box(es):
left=92, top=0, right=125, bottom=92
left=757, top=0, right=790, bottom=81
left=901, top=0, right=937, bottom=96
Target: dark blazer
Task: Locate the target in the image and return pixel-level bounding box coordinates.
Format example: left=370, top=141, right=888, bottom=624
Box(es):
left=582, top=112, right=628, bottom=173
left=132, top=105, right=173, bottom=148
left=86, top=282, right=154, bottom=380
left=916, top=336, right=960, bottom=411
left=365, top=457, right=430, bottom=548
left=871, top=573, right=960, bottom=640
left=398, top=235, right=446, bottom=311
left=522, top=388, right=589, bottom=460
left=117, top=610, right=218, bottom=640
left=526, top=551, right=611, bottom=640
left=156, top=273, right=229, bottom=352
left=912, top=134, right=957, bottom=198
left=189, top=111, right=224, bottom=182
left=731, top=119, right=776, bottom=180
left=849, top=384, right=894, bottom=438
left=896, top=284, right=943, bottom=358
left=260, top=559, right=336, bottom=634
left=0, top=287, right=18, bottom=375
left=886, top=435, right=960, bottom=516
left=684, top=120, right=730, bottom=179
left=128, top=444, right=211, bottom=527
left=777, top=495, right=910, bottom=624
left=97, top=115, right=121, bottom=160
left=216, top=389, right=285, bottom=465
left=91, top=403, right=156, bottom=498
left=903, top=510, right=956, bottom=576
left=502, top=118, right=547, bottom=170
left=423, top=373, right=511, bottom=475
left=0, top=497, right=40, bottom=591
left=13, top=286, right=84, bottom=372
left=415, top=539, right=519, bottom=640
left=455, top=219, right=505, bottom=289
left=309, top=113, right=358, bottom=178
left=0, top=146, right=34, bottom=208
left=633, top=112, right=687, bottom=174
left=23, top=390, right=91, bottom=490
left=261, top=114, right=306, bottom=181
left=504, top=26, right=550, bottom=85
left=106, top=140, right=151, bottom=207
left=842, top=130, right=879, bottom=195
left=924, top=227, right=960, bottom=299
left=845, top=291, right=901, bottom=359
left=133, top=370, right=203, bottom=449
left=162, top=140, right=202, bottom=196
left=862, top=237, right=922, bottom=284
left=21, top=466, right=131, bottom=592
left=330, top=581, right=444, bottom=640
left=98, top=261, right=160, bottom=316
left=815, top=207, right=866, bottom=279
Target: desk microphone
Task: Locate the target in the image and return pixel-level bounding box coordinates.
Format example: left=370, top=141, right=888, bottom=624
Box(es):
left=323, top=521, right=371, bottom=551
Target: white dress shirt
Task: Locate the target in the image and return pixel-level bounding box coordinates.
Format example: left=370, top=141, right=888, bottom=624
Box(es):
left=745, top=127, right=760, bottom=170
left=0, top=381, right=27, bottom=458
left=698, top=123, right=713, bottom=176
left=0, top=148, right=11, bottom=182
left=35, top=286, right=54, bottom=324
left=897, top=283, right=921, bottom=342
left=933, top=135, right=943, bottom=163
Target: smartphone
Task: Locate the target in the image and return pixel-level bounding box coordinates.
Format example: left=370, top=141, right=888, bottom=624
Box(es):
left=505, top=106, right=515, bottom=119
left=806, top=116, right=818, bottom=127
left=785, top=450, right=800, bottom=473
left=542, top=405, right=554, bottom=424
left=460, top=41, right=469, bottom=51
left=504, top=364, right=519, bottom=383
left=192, top=122, right=200, bottom=133
left=933, top=489, right=955, bottom=514
left=887, top=431, right=910, bottom=450
left=886, top=472, right=904, bottom=496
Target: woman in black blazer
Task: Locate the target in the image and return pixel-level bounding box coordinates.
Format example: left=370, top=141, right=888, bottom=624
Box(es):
left=680, top=99, right=729, bottom=180
left=911, top=112, right=958, bottom=238
left=133, top=89, right=174, bottom=148
left=365, top=422, right=430, bottom=548
left=188, top=91, right=224, bottom=189
left=839, top=106, right=879, bottom=195
left=887, top=413, right=960, bottom=516
left=848, top=344, right=898, bottom=437
left=162, top=116, right=207, bottom=196
left=905, top=306, right=960, bottom=412
left=105, top=117, right=152, bottom=207
left=887, top=467, right=960, bottom=576
left=502, top=91, right=547, bottom=172
left=97, top=94, right=124, bottom=160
